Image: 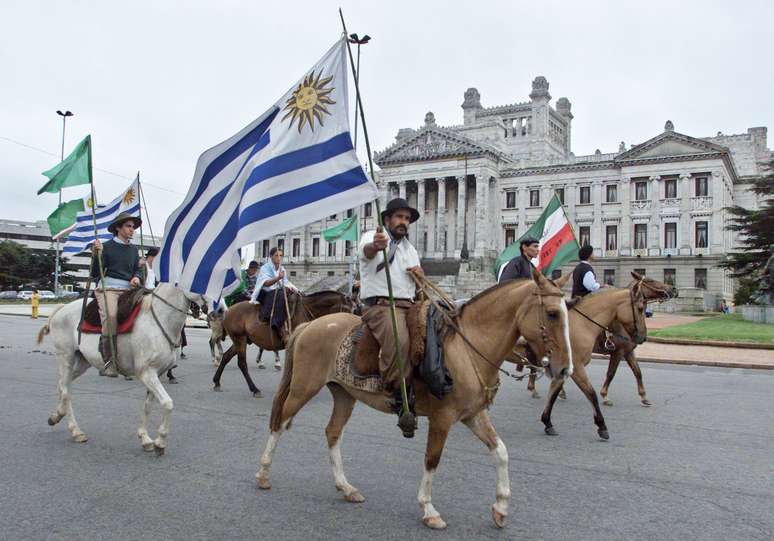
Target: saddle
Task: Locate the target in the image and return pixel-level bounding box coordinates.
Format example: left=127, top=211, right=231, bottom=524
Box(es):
left=80, top=288, right=150, bottom=334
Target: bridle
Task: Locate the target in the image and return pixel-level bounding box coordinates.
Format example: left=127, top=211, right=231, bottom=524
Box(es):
left=300, top=292, right=354, bottom=320
left=150, top=289, right=203, bottom=349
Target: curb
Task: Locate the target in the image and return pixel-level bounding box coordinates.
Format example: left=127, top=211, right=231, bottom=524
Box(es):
left=646, top=336, right=774, bottom=350
left=591, top=353, right=774, bottom=371
left=0, top=311, right=208, bottom=328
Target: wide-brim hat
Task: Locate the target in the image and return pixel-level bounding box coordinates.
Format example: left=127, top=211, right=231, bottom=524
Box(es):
left=108, top=212, right=142, bottom=235
left=381, top=197, right=420, bottom=224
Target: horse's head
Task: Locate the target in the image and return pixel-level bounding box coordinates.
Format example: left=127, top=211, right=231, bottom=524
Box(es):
left=618, top=276, right=648, bottom=345
left=301, top=290, right=354, bottom=319
left=183, top=290, right=208, bottom=317
left=518, top=270, right=574, bottom=381
left=631, top=272, right=678, bottom=302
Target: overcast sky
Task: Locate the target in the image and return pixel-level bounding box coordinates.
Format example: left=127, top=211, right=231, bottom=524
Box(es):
left=1, top=0, right=772, bottom=237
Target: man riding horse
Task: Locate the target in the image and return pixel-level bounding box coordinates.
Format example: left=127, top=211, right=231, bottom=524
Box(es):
left=359, top=197, right=424, bottom=435
left=250, top=247, right=299, bottom=343
left=571, top=244, right=605, bottom=297
left=225, top=260, right=260, bottom=306
left=498, top=237, right=539, bottom=282
left=92, top=211, right=142, bottom=378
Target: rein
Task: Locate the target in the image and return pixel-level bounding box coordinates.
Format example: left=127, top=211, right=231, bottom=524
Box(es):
left=150, top=290, right=189, bottom=349
left=570, top=284, right=645, bottom=348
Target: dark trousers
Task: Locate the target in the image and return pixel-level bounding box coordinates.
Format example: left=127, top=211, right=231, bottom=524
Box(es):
left=258, top=289, right=289, bottom=332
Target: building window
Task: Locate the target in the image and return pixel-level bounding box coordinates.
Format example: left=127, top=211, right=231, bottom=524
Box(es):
left=345, top=240, right=352, bottom=256
left=603, top=269, right=616, bottom=286
left=329, top=214, right=337, bottom=220
left=579, top=226, right=591, bottom=247
left=551, top=269, right=562, bottom=280
left=364, top=202, right=372, bottom=217
left=555, top=188, right=565, bottom=204
left=634, top=224, right=647, bottom=249
left=505, top=228, right=516, bottom=246
left=292, top=238, right=300, bottom=257
left=506, top=192, right=516, bottom=208
left=327, top=271, right=335, bottom=277
left=695, top=176, right=708, bottom=197
left=261, top=239, right=270, bottom=258
left=695, top=268, right=707, bottom=289
left=290, top=271, right=297, bottom=277
left=327, top=242, right=336, bottom=257
left=606, top=184, right=618, bottom=203
left=664, top=268, right=676, bottom=286
left=312, top=237, right=320, bottom=257
left=277, top=238, right=284, bottom=252
left=346, top=209, right=354, bottom=218
left=579, top=186, right=591, bottom=204
left=664, top=223, right=677, bottom=249
left=634, top=268, right=646, bottom=277
left=695, top=221, right=708, bottom=248
left=605, top=225, right=618, bottom=251
left=664, top=178, right=677, bottom=199
left=423, top=232, right=428, bottom=250
left=529, top=190, right=540, bottom=207
left=635, top=181, right=647, bottom=201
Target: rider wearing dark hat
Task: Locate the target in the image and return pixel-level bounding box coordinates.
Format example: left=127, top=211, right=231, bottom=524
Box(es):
left=92, top=212, right=142, bottom=377
left=359, top=197, right=423, bottom=437
left=498, top=236, right=539, bottom=283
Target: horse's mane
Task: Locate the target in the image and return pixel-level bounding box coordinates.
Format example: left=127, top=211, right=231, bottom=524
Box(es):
left=303, top=290, right=346, bottom=299
left=460, top=278, right=533, bottom=315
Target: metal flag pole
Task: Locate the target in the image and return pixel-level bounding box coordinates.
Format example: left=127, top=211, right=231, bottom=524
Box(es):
left=136, top=172, right=147, bottom=286
left=53, top=110, right=73, bottom=296
left=339, top=9, right=412, bottom=423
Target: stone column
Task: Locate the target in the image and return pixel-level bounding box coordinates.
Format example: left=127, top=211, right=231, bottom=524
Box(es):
left=397, top=179, right=407, bottom=201
left=711, top=170, right=724, bottom=252
left=416, top=180, right=426, bottom=256
left=620, top=177, right=631, bottom=255
left=517, top=186, right=527, bottom=236
left=678, top=173, right=692, bottom=254
left=474, top=175, right=489, bottom=256
left=379, top=182, right=390, bottom=208
left=592, top=181, right=603, bottom=253
left=456, top=176, right=467, bottom=255
left=436, top=178, right=447, bottom=257
left=566, top=182, right=576, bottom=219
left=648, top=175, right=661, bottom=253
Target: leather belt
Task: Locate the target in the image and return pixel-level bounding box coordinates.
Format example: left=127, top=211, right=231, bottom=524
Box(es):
left=363, top=296, right=413, bottom=308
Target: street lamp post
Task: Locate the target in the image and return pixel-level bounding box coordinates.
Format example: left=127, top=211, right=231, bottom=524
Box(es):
left=460, top=156, right=470, bottom=261
left=53, top=110, right=73, bottom=296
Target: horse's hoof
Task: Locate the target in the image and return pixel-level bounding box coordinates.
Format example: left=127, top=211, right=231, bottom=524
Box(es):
left=253, top=390, right=263, bottom=398
left=256, top=474, right=271, bottom=490
left=124, top=375, right=133, bottom=381
left=641, top=399, right=652, bottom=407
left=598, top=429, right=610, bottom=440
left=559, top=390, right=567, bottom=400
left=423, top=516, right=447, bottom=530
left=168, top=377, right=178, bottom=384
left=491, top=506, right=507, bottom=529
left=603, top=398, right=613, bottom=407
left=213, top=385, right=222, bottom=392
left=47, top=415, right=61, bottom=426
left=544, top=425, right=558, bottom=436
left=531, top=391, right=541, bottom=399
left=154, top=444, right=165, bottom=456
left=72, top=433, right=88, bottom=443
left=142, top=442, right=155, bottom=452
left=257, top=364, right=266, bottom=370
left=344, top=490, right=365, bottom=503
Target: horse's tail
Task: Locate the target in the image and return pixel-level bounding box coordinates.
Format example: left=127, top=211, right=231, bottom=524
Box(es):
left=36, top=305, right=66, bottom=344
left=269, top=321, right=311, bottom=432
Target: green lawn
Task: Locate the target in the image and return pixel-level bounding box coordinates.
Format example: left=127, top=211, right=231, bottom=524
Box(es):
left=650, top=314, right=774, bottom=344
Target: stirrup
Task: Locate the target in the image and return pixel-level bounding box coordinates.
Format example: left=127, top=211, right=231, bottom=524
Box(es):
left=99, top=359, right=118, bottom=378
left=397, top=410, right=417, bottom=439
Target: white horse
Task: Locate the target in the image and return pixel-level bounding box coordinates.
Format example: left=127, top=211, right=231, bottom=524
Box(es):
left=207, top=302, right=227, bottom=366
left=37, top=283, right=205, bottom=455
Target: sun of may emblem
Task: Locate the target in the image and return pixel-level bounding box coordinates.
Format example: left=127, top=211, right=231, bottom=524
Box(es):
left=282, top=70, right=336, bottom=133
left=123, top=187, right=136, bottom=205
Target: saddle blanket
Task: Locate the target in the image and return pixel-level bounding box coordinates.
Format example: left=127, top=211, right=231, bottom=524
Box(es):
left=333, top=325, right=384, bottom=394
left=80, top=288, right=148, bottom=334
left=80, top=302, right=143, bottom=334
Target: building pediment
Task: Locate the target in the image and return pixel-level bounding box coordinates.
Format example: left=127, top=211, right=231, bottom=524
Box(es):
left=374, top=127, right=507, bottom=166
left=616, top=129, right=730, bottom=162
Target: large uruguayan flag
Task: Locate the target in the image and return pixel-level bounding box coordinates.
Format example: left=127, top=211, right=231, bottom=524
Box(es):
left=61, top=177, right=140, bottom=256
left=156, top=37, right=378, bottom=299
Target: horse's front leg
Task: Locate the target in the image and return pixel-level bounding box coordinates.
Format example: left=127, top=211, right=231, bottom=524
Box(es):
left=625, top=351, right=651, bottom=406
left=463, top=410, right=510, bottom=528
left=570, top=362, right=609, bottom=440
left=541, top=377, right=565, bottom=436
left=137, top=390, right=155, bottom=451
left=139, top=369, right=173, bottom=455
left=49, top=353, right=89, bottom=443
left=418, top=413, right=453, bottom=529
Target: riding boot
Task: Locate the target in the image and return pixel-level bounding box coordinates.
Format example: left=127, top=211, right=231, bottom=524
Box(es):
left=98, top=335, right=118, bottom=378
left=388, top=381, right=417, bottom=439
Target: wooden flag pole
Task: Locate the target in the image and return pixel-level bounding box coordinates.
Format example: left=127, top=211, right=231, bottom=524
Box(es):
left=137, top=172, right=147, bottom=287
left=339, top=8, right=412, bottom=424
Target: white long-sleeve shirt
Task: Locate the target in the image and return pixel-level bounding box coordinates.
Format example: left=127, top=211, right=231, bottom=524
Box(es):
left=249, top=260, right=297, bottom=303
left=582, top=270, right=601, bottom=293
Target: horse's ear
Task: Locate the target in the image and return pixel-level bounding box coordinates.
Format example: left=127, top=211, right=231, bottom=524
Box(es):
left=555, top=273, right=571, bottom=289
left=566, top=297, right=580, bottom=310
left=532, top=267, right=548, bottom=288
left=631, top=271, right=643, bottom=281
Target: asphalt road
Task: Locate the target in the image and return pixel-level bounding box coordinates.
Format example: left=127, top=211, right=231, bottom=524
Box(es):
left=1, top=314, right=772, bottom=541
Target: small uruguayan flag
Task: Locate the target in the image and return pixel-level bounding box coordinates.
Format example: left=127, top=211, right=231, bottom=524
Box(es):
left=156, top=37, right=378, bottom=298
left=61, top=176, right=140, bottom=256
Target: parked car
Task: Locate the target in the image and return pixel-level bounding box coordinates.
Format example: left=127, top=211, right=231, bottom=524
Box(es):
left=57, top=291, right=80, bottom=300
left=17, top=290, right=33, bottom=300
left=39, top=290, right=56, bottom=299
left=0, top=291, right=18, bottom=300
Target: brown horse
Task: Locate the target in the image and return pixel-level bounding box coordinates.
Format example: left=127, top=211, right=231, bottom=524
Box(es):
left=256, top=271, right=574, bottom=530
left=508, top=275, right=648, bottom=439
left=213, top=290, right=352, bottom=396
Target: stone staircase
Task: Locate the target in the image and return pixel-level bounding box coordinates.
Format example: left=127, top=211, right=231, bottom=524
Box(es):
left=426, top=261, right=497, bottom=300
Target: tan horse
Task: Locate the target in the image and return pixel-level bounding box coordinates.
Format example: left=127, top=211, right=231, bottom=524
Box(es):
left=256, top=271, right=574, bottom=530
left=213, top=290, right=353, bottom=396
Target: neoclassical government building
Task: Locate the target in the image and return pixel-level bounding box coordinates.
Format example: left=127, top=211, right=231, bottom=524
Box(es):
left=268, top=77, right=770, bottom=310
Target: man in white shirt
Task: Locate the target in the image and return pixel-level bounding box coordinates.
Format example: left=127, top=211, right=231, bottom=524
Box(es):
left=571, top=244, right=604, bottom=297
left=143, top=247, right=158, bottom=289
left=359, top=198, right=423, bottom=436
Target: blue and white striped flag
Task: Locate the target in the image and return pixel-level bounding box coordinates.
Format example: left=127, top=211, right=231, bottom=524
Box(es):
left=61, top=176, right=140, bottom=256
left=156, top=37, right=378, bottom=299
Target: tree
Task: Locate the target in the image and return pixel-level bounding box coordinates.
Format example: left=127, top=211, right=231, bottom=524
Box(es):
left=0, top=240, right=77, bottom=291
left=719, top=159, right=774, bottom=303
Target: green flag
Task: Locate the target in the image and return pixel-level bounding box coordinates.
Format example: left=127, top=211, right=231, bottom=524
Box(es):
left=323, top=215, right=359, bottom=242
left=494, top=194, right=580, bottom=279
left=38, top=135, right=92, bottom=195
left=47, top=197, right=86, bottom=237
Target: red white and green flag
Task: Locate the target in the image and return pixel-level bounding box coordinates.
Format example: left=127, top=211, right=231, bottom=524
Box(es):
left=494, top=193, right=580, bottom=279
